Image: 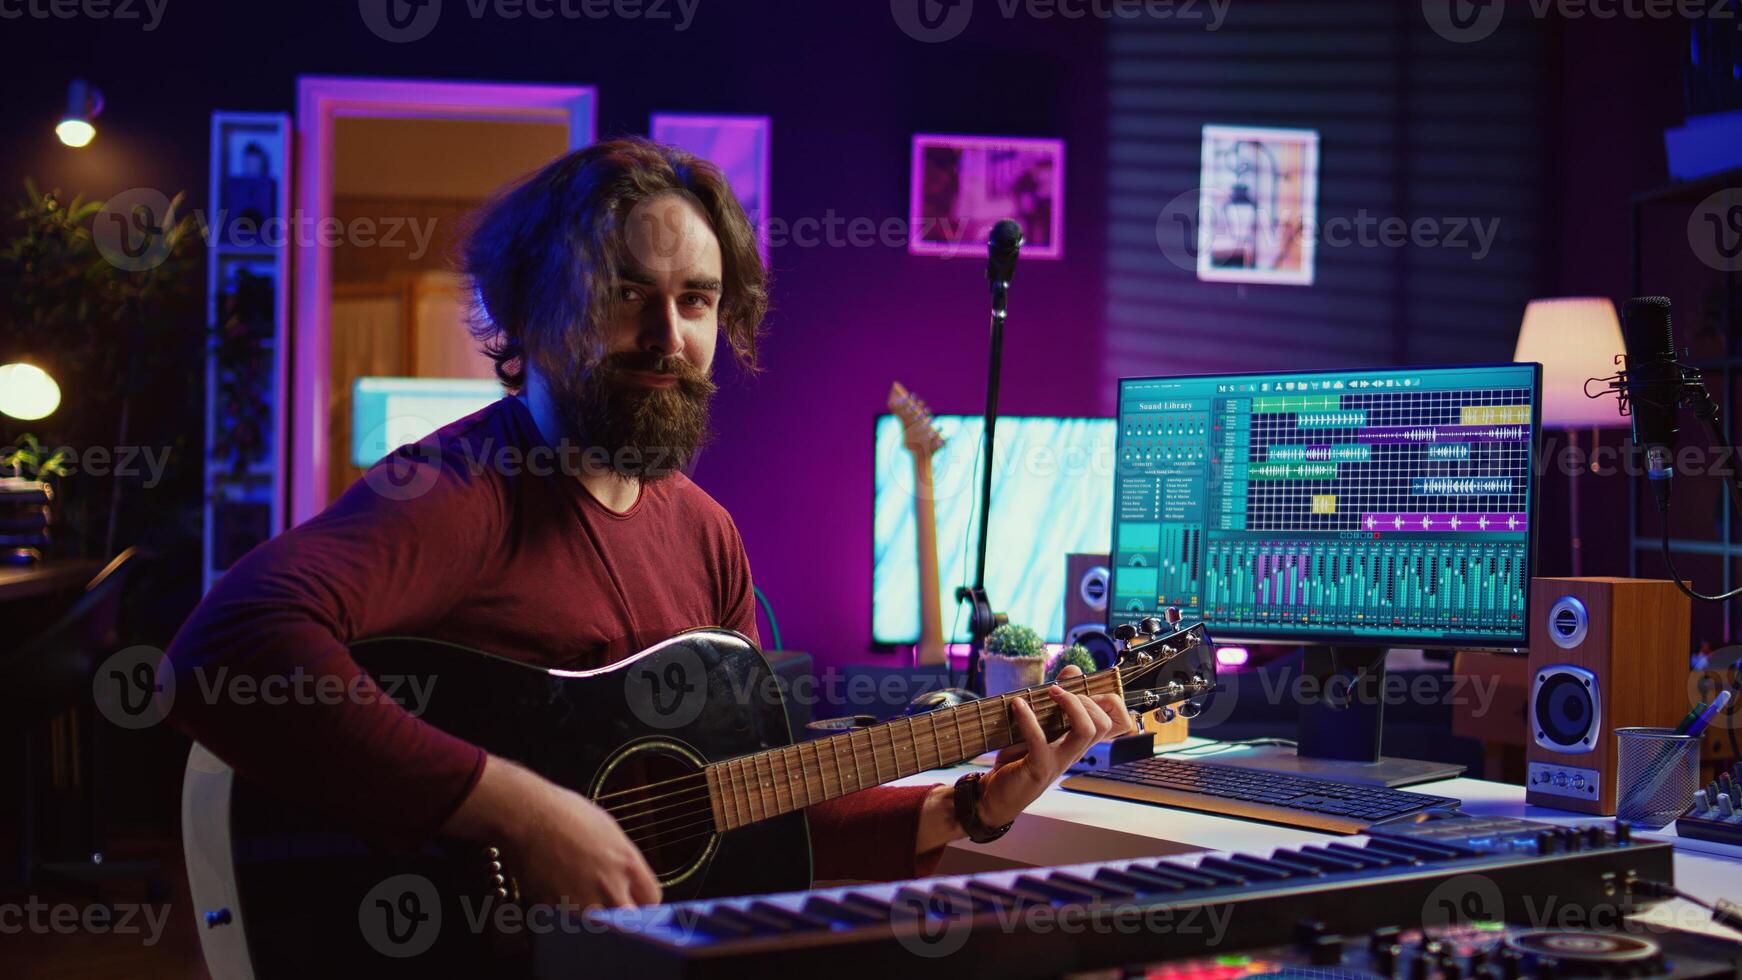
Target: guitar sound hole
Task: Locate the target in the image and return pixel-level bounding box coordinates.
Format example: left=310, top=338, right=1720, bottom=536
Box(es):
left=593, top=744, right=713, bottom=884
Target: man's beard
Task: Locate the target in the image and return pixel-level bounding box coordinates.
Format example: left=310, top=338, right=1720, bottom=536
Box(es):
left=549, top=351, right=717, bottom=481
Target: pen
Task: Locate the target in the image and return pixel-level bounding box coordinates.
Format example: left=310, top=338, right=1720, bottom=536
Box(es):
left=1673, top=701, right=1707, bottom=736
left=1686, top=690, right=1733, bottom=739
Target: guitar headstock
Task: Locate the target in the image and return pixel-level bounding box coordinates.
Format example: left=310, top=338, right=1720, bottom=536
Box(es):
left=1112, top=619, right=1216, bottom=718
left=888, top=381, right=945, bottom=457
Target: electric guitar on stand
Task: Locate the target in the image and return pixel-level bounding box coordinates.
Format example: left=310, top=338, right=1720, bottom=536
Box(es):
left=888, top=382, right=947, bottom=666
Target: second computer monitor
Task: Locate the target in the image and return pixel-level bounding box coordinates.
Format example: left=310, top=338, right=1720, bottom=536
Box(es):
left=1109, top=364, right=1540, bottom=650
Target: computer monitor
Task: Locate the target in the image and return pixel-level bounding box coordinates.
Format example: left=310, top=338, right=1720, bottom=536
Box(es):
left=873, top=414, right=1115, bottom=645
left=351, top=377, right=502, bottom=468
left=1110, top=363, right=1541, bottom=786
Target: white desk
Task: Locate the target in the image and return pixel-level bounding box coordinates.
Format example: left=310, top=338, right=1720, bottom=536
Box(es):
left=888, top=739, right=1742, bottom=943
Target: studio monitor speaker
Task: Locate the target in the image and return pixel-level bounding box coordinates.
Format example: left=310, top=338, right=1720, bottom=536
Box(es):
left=1525, top=577, right=1690, bottom=815
left=1064, top=553, right=1111, bottom=641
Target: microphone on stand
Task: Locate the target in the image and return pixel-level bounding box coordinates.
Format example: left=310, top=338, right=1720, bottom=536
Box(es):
left=987, top=219, right=1023, bottom=314
left=1619, top=296, right=1682, bottom=512
left=961, top=219, right=1025, bottom=692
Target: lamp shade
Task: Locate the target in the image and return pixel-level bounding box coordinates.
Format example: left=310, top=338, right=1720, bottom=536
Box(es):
left=1513, top=297, right=1627, bottom=429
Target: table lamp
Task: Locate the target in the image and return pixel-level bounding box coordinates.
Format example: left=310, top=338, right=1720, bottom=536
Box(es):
left=1513, top=297, right=1627, bottom=575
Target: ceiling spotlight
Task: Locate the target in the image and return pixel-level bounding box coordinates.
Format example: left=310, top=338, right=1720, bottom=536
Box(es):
left=56, top=78, right=104, bottom=148
left=0, top=363, right=62, bottom=420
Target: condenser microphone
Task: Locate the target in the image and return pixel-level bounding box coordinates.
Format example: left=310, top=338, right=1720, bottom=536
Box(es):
left=1621, top=295, right=1681, bottom=510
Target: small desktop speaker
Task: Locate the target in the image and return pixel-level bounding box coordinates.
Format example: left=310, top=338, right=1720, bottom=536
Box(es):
left=1064, top=553, right=1110, bottom=640
left=1524, top=578, right=1690, bottom=815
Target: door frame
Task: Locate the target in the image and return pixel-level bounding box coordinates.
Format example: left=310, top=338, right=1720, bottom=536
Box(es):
left=291, top=76, right=596, bottom=526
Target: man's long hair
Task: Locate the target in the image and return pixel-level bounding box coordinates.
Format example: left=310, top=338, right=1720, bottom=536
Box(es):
left=462, top=136, right=767, bottom=390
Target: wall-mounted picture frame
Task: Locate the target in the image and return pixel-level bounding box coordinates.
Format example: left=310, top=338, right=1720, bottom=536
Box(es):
left=1197, top=124, right=1320, bottom=286
left=910, top=134, right=1064, bottom=259
left=651, top=113, right=771, bottom=262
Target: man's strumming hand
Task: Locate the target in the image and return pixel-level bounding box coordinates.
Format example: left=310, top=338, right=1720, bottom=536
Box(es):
left=442, top=754, right=662, bottom=909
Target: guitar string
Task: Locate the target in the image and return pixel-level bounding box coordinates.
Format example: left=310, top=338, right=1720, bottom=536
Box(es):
left=603, top=683, right=1169, bottom=831
left=591, top=654, right=1177, bottom=809
left=615, top=681, right=1181, bottom=855
left=606, top=683, right=1178, bottom=846
left=597, top=670, right=1124, bottom=820
left=596, top=656, right=1184, bottom=827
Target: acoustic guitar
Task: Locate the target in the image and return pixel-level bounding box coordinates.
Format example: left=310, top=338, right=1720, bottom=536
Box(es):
left=887, top=381, right=948, bottom=666
left=181, top=622, right=1212, bottom=977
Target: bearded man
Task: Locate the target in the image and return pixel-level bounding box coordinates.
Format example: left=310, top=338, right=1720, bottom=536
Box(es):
left=165, top=137, right=1132, bottom=912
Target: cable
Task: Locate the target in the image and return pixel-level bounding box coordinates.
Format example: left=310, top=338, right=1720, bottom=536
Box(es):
left=752, top=586, right=782, bottom=652
left=1173, top=737, right=1299, bottom=757
left=1658, top=521, right=1742, bottom=603
left=1633, top=880, right=1742, bottom=936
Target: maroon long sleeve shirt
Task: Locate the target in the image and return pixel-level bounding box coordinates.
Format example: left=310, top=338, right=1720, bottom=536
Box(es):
left=165, top=395, right=944, bottom=884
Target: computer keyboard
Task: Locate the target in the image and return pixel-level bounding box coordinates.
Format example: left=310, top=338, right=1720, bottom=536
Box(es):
left=1060, top=755, right=1461, bottom=834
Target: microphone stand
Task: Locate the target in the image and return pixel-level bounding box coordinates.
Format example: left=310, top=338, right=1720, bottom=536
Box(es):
left=957, top=278, right=1012, bottom=692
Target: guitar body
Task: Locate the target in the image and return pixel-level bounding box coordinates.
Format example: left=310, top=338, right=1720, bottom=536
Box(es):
left=183, top=629, right=810, bottom=978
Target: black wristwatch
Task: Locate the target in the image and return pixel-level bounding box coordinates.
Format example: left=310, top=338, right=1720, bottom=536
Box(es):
left=953, top=772, right=1014, bottom=844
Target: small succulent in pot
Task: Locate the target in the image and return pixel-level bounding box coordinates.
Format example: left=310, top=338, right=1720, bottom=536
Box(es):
left=1046, top=644, right=1099, bottom=683
left=982, top=623, right=1047, bottom=695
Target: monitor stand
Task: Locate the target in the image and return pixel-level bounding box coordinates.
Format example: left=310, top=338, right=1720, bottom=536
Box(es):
left=1206, top=646, right=1466, bottom=789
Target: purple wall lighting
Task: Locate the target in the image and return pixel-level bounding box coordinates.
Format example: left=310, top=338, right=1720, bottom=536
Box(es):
left=909, top=134, right=1064, bottom=260
left=650, top=113, right=772, bottom=264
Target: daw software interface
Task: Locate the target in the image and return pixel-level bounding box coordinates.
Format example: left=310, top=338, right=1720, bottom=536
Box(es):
left=1110, top=364, right=1541, bottom=648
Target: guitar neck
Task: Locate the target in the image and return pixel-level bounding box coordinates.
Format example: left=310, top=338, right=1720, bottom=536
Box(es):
left=704, top=669, right=1124, bottom=833
left=911, top=453, right=946, bottom=666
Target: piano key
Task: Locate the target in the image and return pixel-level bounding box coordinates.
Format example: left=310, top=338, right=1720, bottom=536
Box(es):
left=1356, top=840, right=1429, bottom=865
left=1222, top=854, right=1301, bottom=880
left=933, top=884, right=1002, bottom=913
left=687, top=909, right=758, bottom=939
left=1198, top=856, right=1280, bottom=881
left=719, top=903, right=796, bottom=934
left=840, top=892, right=894, bottom=921
left=1367, top=834, right=1469, bottom=859
left=967, top=880, right=1034, bottom=909
left=1326, top=842, right=1397, bottom=867
left=1180, top=860, right=1247, bottom=886
left=1132, top=862, right=1224, bottom=889
left=1048, top=870, right=1136, bottom=900
left=801, top=896, right=882, bottom=927
left=748, top=900, right=832, bottom=931
left=1014, top=874, right=1101, bottom=904
left=1289, top=846, right=1365, bottom=872
left=1261, top=852, right=1325, bottom=876
left=1093, top=866, right=1185, bottom=894
left=698, top=905, right=773, bottom=937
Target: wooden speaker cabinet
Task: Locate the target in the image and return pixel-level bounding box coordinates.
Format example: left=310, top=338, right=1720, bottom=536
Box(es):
left=1064, top=553, right=1110, bottom=639
left=1525, top=578, right=1690, bottom=815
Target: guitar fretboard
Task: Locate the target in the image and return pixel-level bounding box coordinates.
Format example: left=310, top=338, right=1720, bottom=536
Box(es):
left=705, top=670, right=1121, bottom=832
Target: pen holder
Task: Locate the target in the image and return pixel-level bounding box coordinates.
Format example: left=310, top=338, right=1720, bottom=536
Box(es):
left=1614, top=726, right=1701, bottom=829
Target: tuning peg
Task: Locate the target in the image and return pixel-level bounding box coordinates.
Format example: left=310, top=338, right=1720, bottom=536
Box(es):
left=1139, top=617, right=1163, bottom=636
left=1113, top=623, right=1139, bottom=643
left=1165, top=606, right=1181, bottom=627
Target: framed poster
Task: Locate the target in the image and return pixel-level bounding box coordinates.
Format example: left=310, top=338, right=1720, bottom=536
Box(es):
left=651, top=113, right=771, bottom=262
left=910, top=134, right=1064, bottom=259
left=1197, top=124, right=1320, bottom=286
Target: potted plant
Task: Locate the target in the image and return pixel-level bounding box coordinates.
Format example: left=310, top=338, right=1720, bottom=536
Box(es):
left=1046, top=643, right=1099, bottom=683
left=982, top=623, right=1047, bottom=696
left=0, top=433, right=71, bottom=563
